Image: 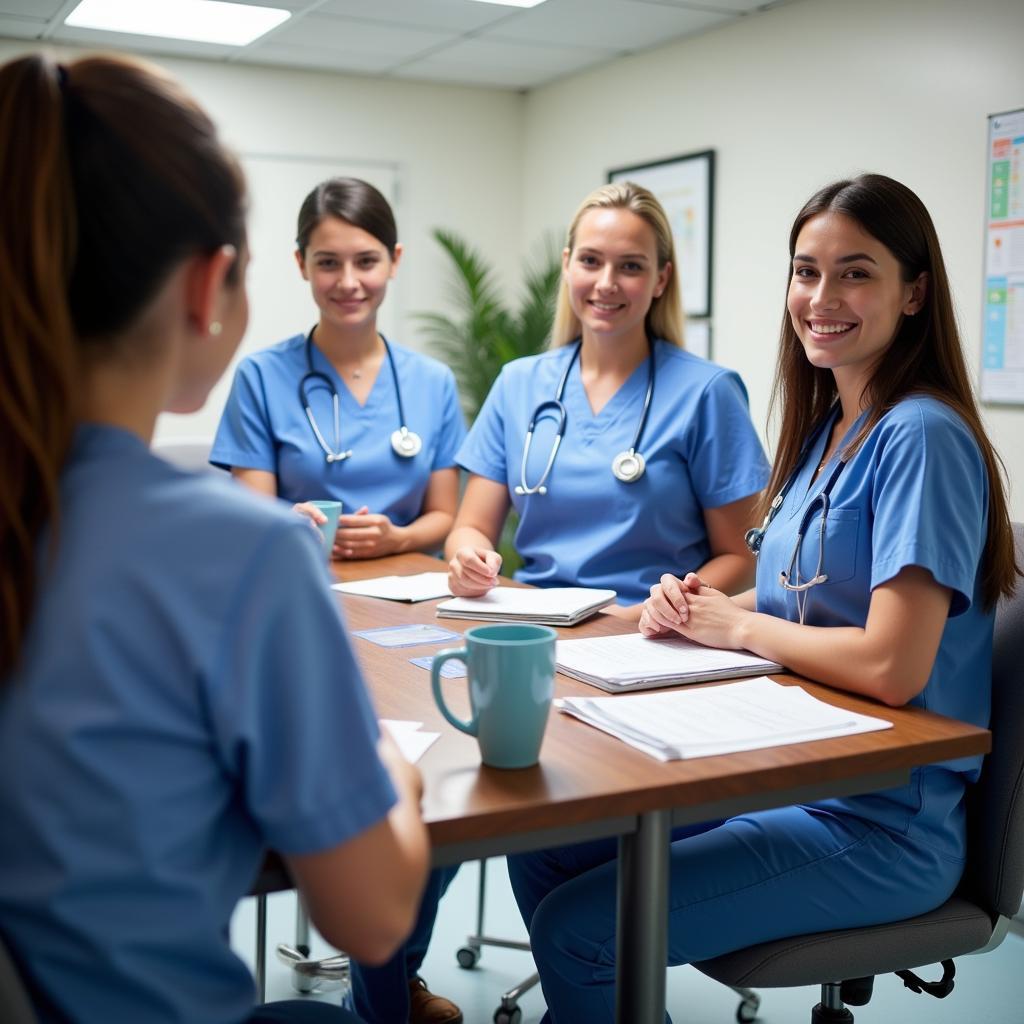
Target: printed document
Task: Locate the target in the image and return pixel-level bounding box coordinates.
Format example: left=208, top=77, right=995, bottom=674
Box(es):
left=333, top=572, right=452, bottom=602
left=557, top=677, right=892, bottom=760
left=556, top=632, right=782, bottom=692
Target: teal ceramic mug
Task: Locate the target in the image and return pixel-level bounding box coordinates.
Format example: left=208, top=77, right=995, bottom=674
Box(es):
left=309, top=500, right=342, bottom=554
left=431, top=623, right=557, bottom=769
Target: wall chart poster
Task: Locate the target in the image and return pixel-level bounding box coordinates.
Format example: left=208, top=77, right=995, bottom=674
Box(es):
left=982, top=108, right=1024, bottom=405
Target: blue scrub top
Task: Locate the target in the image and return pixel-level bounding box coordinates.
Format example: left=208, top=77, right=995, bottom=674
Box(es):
left=755, top=397, right=993, bottom=858
left=0, top=425, right=397, bottom=1024
left=211, top=334, right=466, bottom=524
left=457, top=341, right=770, bottom=604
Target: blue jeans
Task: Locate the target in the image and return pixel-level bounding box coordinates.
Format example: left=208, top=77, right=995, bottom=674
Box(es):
left=349, top=865, right=459, bottom=1023
left=507, top=806, right=963, bottom=1024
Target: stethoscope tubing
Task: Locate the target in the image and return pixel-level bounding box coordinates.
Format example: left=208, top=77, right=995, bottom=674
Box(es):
left=745, top=408, right=849, bottom=625
left=515, top=337, right=656, bottom=496
left=298, top=328, right=421, bottom=463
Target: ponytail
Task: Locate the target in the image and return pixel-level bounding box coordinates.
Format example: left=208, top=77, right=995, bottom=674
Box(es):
left=0, top=55, right=78, bottom=678
left=0, top=52, right=246, bottom=679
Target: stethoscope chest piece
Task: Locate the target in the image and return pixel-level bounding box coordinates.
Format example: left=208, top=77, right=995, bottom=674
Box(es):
left=391, top=427, right=422, bottom=458
left=611, top=448, right=646, bottom=483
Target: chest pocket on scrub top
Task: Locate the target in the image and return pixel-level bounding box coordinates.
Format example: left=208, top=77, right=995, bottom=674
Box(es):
left=800, top=506, right=860, bottom=586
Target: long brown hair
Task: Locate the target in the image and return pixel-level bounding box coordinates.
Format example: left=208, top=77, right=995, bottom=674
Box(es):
left=758, top=173, right=1018, bottom=608
left=0, top=53, right=245, bottom=679
left=551, top=181, right=684, bottom=348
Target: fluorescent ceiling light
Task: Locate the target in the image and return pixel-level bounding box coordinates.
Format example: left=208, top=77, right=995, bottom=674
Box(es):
left=467, top=0, right=550, bottom=7
left=65, top=0, right=290, bottom=47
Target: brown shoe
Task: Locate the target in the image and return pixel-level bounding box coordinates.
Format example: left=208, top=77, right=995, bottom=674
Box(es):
left=407, top=976, right=463, bottom=1024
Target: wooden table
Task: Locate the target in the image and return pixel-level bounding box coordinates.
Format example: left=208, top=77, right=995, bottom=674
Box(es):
left=266, top=553, right=992, bottom=1023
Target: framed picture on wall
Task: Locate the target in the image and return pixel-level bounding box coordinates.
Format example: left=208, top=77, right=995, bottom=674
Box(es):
left=608, top=149, right=714, bottom=319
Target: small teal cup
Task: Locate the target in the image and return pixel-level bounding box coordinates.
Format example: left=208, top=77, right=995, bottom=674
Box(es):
left=431, top=623, right=557, bottom=769
left=309, top=499, right=342, bottom=554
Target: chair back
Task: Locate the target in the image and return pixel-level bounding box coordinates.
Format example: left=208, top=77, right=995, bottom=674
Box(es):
left=962, top=522, right=1024, bottom=921
left=0, top=933, right=38, bottom=1024
left=152, top=436, right=219, bottom=474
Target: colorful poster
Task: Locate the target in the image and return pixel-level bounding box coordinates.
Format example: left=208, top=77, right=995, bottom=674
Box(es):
left=981, top=109, right=1024, bottom=404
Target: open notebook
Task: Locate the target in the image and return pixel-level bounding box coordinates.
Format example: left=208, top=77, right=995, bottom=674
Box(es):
left=555, top=632, right=783, bottom=692
left=436, top=587, right=617, bottom=626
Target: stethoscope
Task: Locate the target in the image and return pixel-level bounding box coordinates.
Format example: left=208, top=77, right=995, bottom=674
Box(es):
left=515, top=337, right=656, bottom=496
left=298, top=328, right=422, bottom=464
left=744, top=409, right=849, bottom=624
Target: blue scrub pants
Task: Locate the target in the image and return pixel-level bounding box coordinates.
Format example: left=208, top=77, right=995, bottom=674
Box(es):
left=350, top=865, right=459, bottom=1023
left=507, top=806, right=964, bottom=1024
left=247, top=1002, right=362, bottom=1022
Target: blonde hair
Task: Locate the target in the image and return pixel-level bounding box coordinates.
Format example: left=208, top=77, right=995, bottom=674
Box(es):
left=551, top=181, right=684, bottom=348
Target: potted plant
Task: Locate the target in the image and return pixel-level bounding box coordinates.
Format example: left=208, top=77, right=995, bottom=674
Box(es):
left=416, top=228, right=561, bottom=568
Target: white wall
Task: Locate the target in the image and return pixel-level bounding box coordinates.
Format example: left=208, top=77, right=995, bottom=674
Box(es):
left=0, top=40, right=526, bottom=443
left=4, top=1, right=1023, bottom=513
left=519, top=0, right=1024, bottom=517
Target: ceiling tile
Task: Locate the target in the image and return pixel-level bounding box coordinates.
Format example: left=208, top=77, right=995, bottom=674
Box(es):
left=0, top=0, right=65, bottom=16
left=625, top=0, right=783, bottom=11
left=486, top=0, right=731, bottom=50
left=316, top=0, right=515, bottom=33
left=50, top=25, right=236, bottom=60
left=394, top=35, right=616, bottom=89
left=264, top=13, right=455, bottom=57
left=0, top=15, right=47, bottom=38
left=240, top=41, right=400, bottom=75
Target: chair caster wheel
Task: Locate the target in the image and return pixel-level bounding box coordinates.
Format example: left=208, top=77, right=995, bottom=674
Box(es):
left=456, top=945, right=480, bottom=969
left=736, top=993, right=760, bottom=1023
left=494, top=1007, right=522, bottom=1024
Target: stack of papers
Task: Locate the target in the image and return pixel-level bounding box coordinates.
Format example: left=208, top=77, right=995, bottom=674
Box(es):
left=333, top=572, right=451, bottom=602
left=556, top=633, right=783, bottom=692
left=557, top=677, right=892, bottom=761
left=436, top=587, right=616, bottom=626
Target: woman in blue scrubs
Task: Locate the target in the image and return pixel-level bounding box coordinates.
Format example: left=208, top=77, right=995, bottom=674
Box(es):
left=0, top=54, right=429, bottom=1024
left=212, top=177, right=466, bottom=561
left=447, top=182, right=769, bottom=609
left=506, top=174, right=1020, bottom=1023
left=213, top=178, right=464, bottom=1024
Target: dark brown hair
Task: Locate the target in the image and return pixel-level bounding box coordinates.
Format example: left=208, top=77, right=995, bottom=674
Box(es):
left=0, top=52, right=246, bottom=678
left=758, top=173, right=1018, bottom=608
left=296, top=177, right=397, bottom=256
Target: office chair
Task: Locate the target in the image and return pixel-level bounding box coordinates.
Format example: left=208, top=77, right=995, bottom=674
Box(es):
left=457, top=857, right=540, bottom=1024
left=693, top=522, right=1024, bottom=1023
left=456, top=857, right=762, bottom=1024
left=0, top=934, right=39, bottom=1024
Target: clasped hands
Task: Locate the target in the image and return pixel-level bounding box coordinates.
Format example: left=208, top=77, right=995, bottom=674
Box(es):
left=640, top=572, right=747, bottom=650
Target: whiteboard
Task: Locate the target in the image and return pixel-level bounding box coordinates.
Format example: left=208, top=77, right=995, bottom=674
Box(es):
left=154, top=155, right=399, bottom=444
left=981, top=109, right=1024, bottom=405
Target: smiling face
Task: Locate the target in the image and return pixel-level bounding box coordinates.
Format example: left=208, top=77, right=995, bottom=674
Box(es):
left=787, top=212, right=926, bottom=397
left=296, top=215, right=400, bottom=335
left=563, top=207, right=671, bottom=346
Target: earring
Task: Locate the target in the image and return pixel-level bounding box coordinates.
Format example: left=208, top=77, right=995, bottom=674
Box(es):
left=208, top=321, right=223, bottom=336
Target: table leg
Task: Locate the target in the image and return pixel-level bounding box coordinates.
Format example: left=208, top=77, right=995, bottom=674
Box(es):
left=615, top=809, right=671, bottom=1023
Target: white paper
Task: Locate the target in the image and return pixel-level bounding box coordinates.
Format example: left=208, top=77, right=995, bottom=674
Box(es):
left=333, top=573, right=451, bottom=602
left=557, top=677, right=892, bottom=761
left=437, top=587, right=615, bottom=621
left=380, top=719, right=440, bottom=763
left=556, top=632, right=781, bottom=687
